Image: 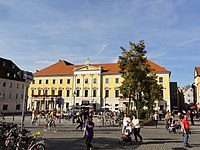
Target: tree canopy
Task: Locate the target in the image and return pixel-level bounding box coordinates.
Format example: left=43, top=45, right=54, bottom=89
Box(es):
left=118, top=40, right=163, bottom=116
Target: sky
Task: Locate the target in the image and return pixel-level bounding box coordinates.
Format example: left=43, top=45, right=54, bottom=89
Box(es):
left=0, top=0, right=200, bottom=87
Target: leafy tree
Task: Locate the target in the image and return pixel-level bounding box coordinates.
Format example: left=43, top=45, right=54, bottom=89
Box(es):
left=118, top=40, right=163, bottom=116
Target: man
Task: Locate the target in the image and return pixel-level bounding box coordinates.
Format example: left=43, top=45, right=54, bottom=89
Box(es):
left=83, top=117, right=94, bottom=150
left=122, top=113, right=130, bottom=134
left=181, top=115, right=191, bottom=148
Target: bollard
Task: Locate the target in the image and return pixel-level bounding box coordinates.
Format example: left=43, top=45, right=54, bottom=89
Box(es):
left=13, top=114, right=15, bottom=121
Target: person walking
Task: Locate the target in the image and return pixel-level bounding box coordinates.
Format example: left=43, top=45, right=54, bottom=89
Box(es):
left=153, top=112, right=159, bottom=128
left=181, top=115, right=192, bottom=148
left=164, top=111, right=170, bottom=130
left=83, top=117, right=94, bottom=150
left=190, top=110, right=194, bottom=125
left=122, top=113, right=130, bottom=134
left=76, top=110, right=83, bottom=131
left=131, top=115, right=142, bottom=143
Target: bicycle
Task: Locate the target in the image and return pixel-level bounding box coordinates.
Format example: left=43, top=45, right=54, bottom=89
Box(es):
left=16, top=132, right=45, bottom=150
left=43, top=117, right=58, bottom=132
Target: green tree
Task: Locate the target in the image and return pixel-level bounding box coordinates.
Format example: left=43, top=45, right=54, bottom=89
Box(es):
left=118, top=40, right=162, bottom=116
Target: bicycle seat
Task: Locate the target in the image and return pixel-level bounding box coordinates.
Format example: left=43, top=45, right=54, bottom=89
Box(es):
left=33, top=132, right=41, bottom=136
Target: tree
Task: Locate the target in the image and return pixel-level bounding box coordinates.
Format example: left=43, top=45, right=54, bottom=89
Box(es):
left=118, top=40, right=162, bottom=116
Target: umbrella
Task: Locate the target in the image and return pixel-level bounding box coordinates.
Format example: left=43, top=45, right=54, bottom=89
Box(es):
left=101, top=105, right=112, bottom=109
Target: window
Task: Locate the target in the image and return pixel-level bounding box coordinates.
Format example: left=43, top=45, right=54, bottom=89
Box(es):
left=159, top=77, right=163, bottom=83
left=9, top=93, right=11, bottom=99
left=60, top=79, right=63, bottom=84
left=44, top=90, right=48, bottom=95
left=53, top=79, right=56, bottom=84
left=10, top=83, right=12, bottom=88
left=105, top=78, right=109, bottom=84
left=31, top=90, right=34, bottom=96
left=15, top=94, right=18, bottom=99
left=12, top=64, right=15, bottom=69
left=94, top=78, right=97, bottom=84
left=115, top=78, right=119, bottom=83
left=58, top=90, right=62, bottom=96
left=14, top=74, right=16, bottom=78
left=2, top=62, right=6, bottom=66
left=38, top=90, right=41, bottom=95
left=66, top=103, right=69, bottom=109
left=67, top=79, right=70, bottom=84
left=39, top=80, right=42, bottom=84
left=46, top=80, right=48, bottom=84
left=76, top=90, right=80, bottom=97
left=3, top=105, right=8, bottom=110
left=105, top=90, right=109, bottom=97
left=85, top=90, right=88, bottom=97
left=7, top=73, right=10, bottom=77
left=77, top=79, right=80, bottom=84
left=115, top=90, right=119, bottom=97
left=51, top=90, right=55, bottom=96
left=93, top=90, right=97, bottom=97
left=3, top=82, right=6, bottom=87
left=85, top=78, right=88, bottom=84
left=16, top=83, right=19, bottom=88
left=32, top=80, right=35, bottom=84
left=16, top=104, right=20, bottom=110
left=21, top=94, right=23, bottom=99
left=188, top=99, right=190, bottom=102
left=66, top=90, right=70, bottom=97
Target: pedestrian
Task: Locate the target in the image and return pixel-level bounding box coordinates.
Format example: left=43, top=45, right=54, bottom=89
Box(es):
left=131, top=115, right=142, bottom=143
left=76, top=110, right=83, bottom=131
left=181, top=115, right=192, bottom=148
left=164, top=111, right=170, bottom=130
left=190, top=110, right=194, bottom=125
left=122, top=113, right=130, bottom=134
left=153, top=111, right=159, bottom=128
left=83, top=117, right=94, bottom=150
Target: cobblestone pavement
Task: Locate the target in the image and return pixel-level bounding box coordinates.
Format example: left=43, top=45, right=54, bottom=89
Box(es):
left=3, top=115, right=200, bottom=150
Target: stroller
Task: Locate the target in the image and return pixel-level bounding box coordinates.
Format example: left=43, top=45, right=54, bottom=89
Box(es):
left=118, top=127, right=133, bottom=146
left=168, top=123, right=177, bottom=134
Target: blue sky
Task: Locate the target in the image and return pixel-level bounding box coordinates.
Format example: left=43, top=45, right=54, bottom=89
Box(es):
left=0, top=0, right=200, bottom=87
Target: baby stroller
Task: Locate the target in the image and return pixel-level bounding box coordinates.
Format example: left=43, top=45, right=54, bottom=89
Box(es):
left=118, top=127, right=133, bottom=146
left=168, top=123, right=177, bottom=134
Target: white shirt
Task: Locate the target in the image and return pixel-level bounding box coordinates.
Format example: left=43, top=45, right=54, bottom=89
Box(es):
left=123, top=117, right=130, bottom=126
left=153, top=114, right=158, bottom=121
left=132, top=118, right=140, bottom=128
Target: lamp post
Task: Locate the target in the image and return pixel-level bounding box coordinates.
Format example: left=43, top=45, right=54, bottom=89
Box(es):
left=135, top=92, right=139, bottom=118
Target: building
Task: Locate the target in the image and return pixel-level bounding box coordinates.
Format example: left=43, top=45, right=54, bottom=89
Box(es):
left=194, top=67, right=200, bottom=110
left=0, top=57, right=27, bottom=113
left=28, top=58, right=171, bottom=112
left=170, top=82, right=178, bottom=111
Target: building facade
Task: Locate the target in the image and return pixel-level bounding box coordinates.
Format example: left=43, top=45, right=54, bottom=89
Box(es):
left=28, top=59, right=171, bottom=112
left=194, top=67, right=200, bottom=110
left=0, top=57, right=27, bottom=113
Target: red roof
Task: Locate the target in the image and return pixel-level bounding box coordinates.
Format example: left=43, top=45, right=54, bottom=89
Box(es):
left=34, top=59, right=170, bottom=76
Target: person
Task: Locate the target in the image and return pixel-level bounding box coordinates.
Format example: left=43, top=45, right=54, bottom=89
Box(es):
left=76, top=110, right=83, bottom=131
left=181, top=115, right=192, bottom=148
left=83, top=117, right=94, bottom=150
left=122, top=113, right=130, bottom=134
left=164, top=111, right=170, bottom=130
left=31, top=106, right=39, bottom=124
left=153, top=112, right=159, bottom=128
left=190, top=110, right=194, bottom=125
left=131, top=115, right=142, bottom=143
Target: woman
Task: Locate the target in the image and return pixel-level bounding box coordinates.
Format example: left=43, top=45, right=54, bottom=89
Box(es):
left=83, top=117, right=94, bottom=150
left=132, top=115, right=142, bottom=143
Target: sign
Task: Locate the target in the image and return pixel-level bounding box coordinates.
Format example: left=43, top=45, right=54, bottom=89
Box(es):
left=23, top=71, right=33, bottom=81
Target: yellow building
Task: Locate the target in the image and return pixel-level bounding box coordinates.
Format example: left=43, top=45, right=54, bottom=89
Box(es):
left=194, top=67, right=200, bottom=110
left=28, top=58, right=171, bottom=112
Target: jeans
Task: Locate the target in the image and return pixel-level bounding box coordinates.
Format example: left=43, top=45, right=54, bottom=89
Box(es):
left=134, top=128, right=142, bottom=142
left=182, top=131, right=189, bottom=146
left=86, top=136, right=93, bottom=150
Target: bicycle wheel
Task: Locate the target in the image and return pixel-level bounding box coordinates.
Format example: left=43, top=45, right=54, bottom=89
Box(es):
left=51, top=122, right=58, bottom=132
left=32, top=143, right=45, bottom=150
